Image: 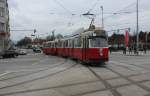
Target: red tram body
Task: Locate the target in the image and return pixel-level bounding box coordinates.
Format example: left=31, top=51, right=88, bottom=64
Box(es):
left=43, top=41, right=57, bottom=55
left=43, top=28, right=109, bottom=64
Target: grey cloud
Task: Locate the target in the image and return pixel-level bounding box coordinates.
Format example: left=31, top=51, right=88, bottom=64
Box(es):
left=8, top=0, right=150, bottom=41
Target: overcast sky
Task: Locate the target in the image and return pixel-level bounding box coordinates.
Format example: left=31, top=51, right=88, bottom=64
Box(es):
left=8, top=0, right=150, bottom=41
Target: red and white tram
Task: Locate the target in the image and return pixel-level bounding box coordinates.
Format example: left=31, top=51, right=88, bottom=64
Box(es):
left=43, top=41, right=57, bottom=55
left=43, top=27, right=109, bottom=64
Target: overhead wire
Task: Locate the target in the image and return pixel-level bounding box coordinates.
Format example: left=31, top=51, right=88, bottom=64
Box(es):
left=86, top=0, right=99, bottom=13
left=52, top=0, right=77, bottom=27
left=103, top=2, right=136, bottom=20
left=51, top=0, right=100, bottom=27
left=104, top=0, right=150, bottom=32
left=51, top=0, right=150, bottom=31
left=52, top=0, right=74, bottom=15
left=105, top=10, right=150, bottom=28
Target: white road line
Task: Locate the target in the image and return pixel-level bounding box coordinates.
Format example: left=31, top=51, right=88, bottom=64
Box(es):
left=0, top=59, right=66, bottom=77
left=0, top=72, right=11, bottom=77
left=31, top=59, right=47, bottom=65
left=10, top=60, right=66, bottom=73
left=8, top=69, right=46, bottom=73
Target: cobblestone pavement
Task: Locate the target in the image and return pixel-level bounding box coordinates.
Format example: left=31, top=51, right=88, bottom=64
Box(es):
left=0, top=51, right=150, bottom=96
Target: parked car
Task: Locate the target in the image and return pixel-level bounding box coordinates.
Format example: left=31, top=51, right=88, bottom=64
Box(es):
left=2, top=48, right=19, bottom=58
left=18, top=49, right=27, bottom=55
left=33, top=47, right=41, bottom=53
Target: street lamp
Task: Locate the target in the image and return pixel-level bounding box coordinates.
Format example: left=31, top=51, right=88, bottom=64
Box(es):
left=136, top=0, right=139, bottom=55
left=101, top=6, right=104, bottom=29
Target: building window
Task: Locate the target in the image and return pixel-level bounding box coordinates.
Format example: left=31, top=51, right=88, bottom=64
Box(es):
left=0, top=7, right=4, bottom=17
left=0, top=23, right=5, bottom=32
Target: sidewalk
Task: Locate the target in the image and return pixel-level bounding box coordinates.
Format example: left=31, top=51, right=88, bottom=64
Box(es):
left=110, top=51, right=150, bottom=56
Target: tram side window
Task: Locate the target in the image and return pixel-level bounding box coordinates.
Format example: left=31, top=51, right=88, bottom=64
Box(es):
left=68, top=40, right=71, bottom=48
left=44, top=43, right=48, bottom=48
left=85, top=38, right=89, bottom=48
left=60, top=42, right=62, bottom=48
left=74, top=38, right=77, bottom=48
left=69, top=40, right=73, bottom=48
left=63, top=42, right=65, bottom=48
left=52, top=43, right=54, bottom=48
left=74, top=37, right=82, bottom=48
left=55, top=43, right=57, bottom=48
left=47, top=43, right=49, bottom=48
left=58, top=42, right=61, bottom=48
left=65, top=40, right=68, bottom=48
left=78, top=38, right=82, bottom=47
left=59, top=42, right=62, bottom=48
left=61, top=42, right=64, bottom=48
left=47, top=43, right=51, bottom=48
left=82, top=38, right=88, bottom=48
left=63, top=41, right=65, bottom=48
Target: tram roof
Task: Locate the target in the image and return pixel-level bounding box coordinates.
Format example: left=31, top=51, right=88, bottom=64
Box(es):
left=59, top=27, right=106, bottom=40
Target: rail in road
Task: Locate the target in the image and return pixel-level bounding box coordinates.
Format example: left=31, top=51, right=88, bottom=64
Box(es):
left=0, top=59, right=67, bottom=81
left=0, top=53, right=150, bottom=96
left=0, top=59, right=78, bottom=96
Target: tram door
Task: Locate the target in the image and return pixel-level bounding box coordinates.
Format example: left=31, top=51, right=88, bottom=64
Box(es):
left=82, top=38, right=88, bottom=61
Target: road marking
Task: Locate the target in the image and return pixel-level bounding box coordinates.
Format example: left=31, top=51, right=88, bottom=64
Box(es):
left=31, top=58, right=52, bottom=65
left=0, top=61, right=9, bottom=63
left=0, top=72, right=11, bottom=77
left=8, top=69, right=46, bottom=73
left=0, top=59, right=66, bottom=77
left=31, top=59, right=65, bottom=65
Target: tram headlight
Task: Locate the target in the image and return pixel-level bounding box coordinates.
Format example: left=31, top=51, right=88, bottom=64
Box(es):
left=99, top=48, right=103, bottom=56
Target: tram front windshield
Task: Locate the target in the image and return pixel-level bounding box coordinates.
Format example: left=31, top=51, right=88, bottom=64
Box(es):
left=89, top=37, right=108, bottom=47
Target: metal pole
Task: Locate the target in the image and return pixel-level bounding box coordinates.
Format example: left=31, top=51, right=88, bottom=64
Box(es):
left=52, top=29, right=55, bottom=40
left=146, top=32, right=148, bottom=50
left=117, top=29, right=120, bottom=49
left=101, top=6, right=104, bottom=29
left=136, top=0, right=139, bottom=55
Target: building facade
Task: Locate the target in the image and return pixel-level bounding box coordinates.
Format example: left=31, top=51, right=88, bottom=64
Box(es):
left=0, top=0, right=10, bottom=53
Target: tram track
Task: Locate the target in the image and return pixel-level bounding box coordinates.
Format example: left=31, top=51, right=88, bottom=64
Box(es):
left=106, top=65, right=150, bottom=94
left=110, top=60, right=150, bottom=73
left=85, top=65, right=122, bottom=96
left=71, top=62, right=150, bottom=96
left=82, top=64, right=150, bottom=96
left=1, top=58, right=150, bottom=96
left=108, top=61, right=150, bottom=80
left=0, top=59, right=67, bottom=81
left=0, top=60, right=103, bottom=96
left=0, top=59, right=77, bottom=91
left=0, top=80, right=101, bottom=96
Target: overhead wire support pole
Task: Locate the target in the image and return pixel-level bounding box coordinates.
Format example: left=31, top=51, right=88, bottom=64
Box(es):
left=101, top=6, right=104, bottom=29
left=146, top=32, right=148, bottom=50
left=136, top=0, right=139, bottom=55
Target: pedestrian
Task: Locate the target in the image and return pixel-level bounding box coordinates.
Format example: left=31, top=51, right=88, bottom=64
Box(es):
left=143, top=44, right=147, bottom=54
left=123, top=47, right=126, bottom=54
left=129, top=46, right=132, bottom=54
left=134, top=44, right=137, bottom=54
left=110, top=49, right=112, bottom=54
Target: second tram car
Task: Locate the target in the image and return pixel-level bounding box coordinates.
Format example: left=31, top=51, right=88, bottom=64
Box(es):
left=43, top=27, right=109, bottom=64
left=43, top=41, right=57, bottom=55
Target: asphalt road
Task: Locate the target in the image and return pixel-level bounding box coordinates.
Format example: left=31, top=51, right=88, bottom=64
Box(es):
left=0, top=51, right=150, bottom=96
